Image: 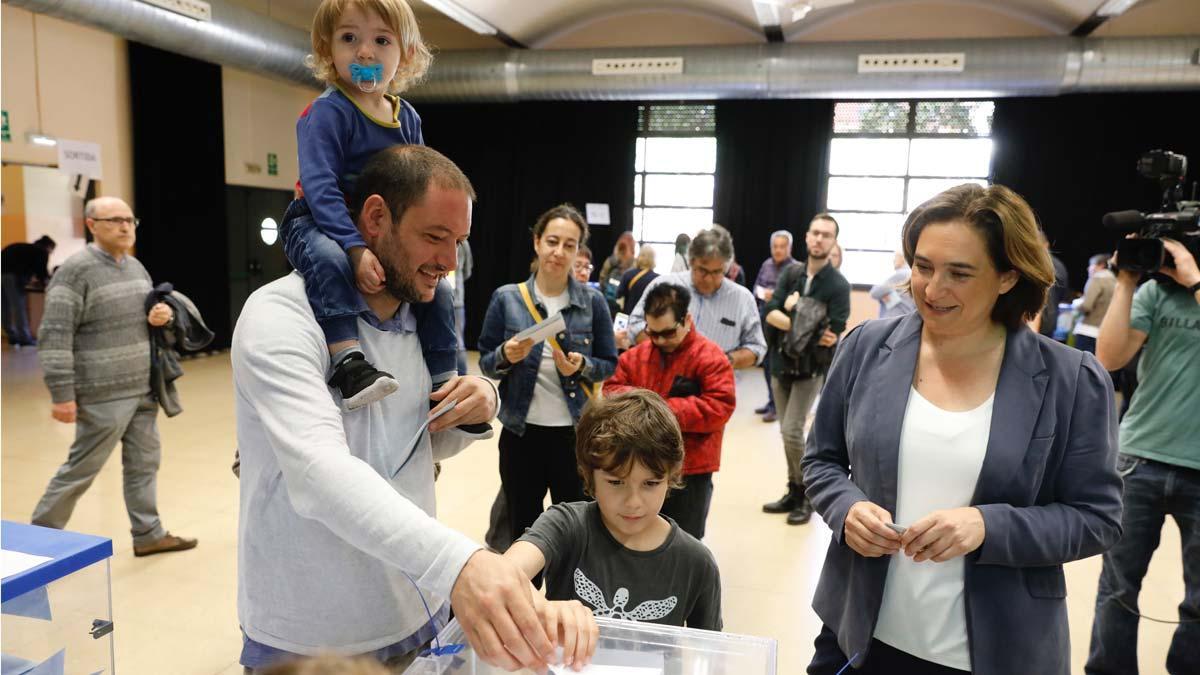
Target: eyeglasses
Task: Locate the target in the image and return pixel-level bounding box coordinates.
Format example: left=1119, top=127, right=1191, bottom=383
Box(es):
left=644, top=322, right=683, bottom=341
left=91, top=216, right=141, bottom=228
left=573, top=262, right=594, bottom=272
left=692, top=265, right=726, bottom=279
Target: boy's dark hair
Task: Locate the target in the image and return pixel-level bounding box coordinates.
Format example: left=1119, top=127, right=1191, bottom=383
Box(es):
left=643, top=282, right=690, bottom=323
left=350, top=145, right=475, bottom=229
left=576, top=390, right=684, bottom=495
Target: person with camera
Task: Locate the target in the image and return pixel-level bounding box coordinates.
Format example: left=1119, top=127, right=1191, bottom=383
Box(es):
left=1086, top=236, right=1200, bottom=675
left=760, top=214, right=850, bottom=526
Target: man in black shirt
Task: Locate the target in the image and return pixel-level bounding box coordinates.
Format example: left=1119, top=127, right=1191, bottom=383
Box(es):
left=2, top=235, right=56, bottom=346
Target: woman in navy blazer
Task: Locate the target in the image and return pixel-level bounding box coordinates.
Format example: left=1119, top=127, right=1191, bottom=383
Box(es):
left=802, top=184, right=1123, bottom=675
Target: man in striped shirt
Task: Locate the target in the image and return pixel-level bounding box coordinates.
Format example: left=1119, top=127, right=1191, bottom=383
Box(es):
left=32, top=197, right=197, bottom=557
left=627, top=225, right=767, bottom=369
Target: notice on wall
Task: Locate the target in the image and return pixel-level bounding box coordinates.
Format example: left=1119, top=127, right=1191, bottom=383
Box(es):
left=586, top=203, right=611, bottom=226
left=57, top=139, right=103, bottom=180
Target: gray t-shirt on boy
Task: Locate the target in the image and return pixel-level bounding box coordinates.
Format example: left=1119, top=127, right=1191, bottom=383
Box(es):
left=519, top=501, right=723, bottom=631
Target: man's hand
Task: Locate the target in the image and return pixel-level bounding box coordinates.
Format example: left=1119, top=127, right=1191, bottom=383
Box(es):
left=844, top=501, right=902, bottom=558
left=552, top=349, right=584, bottom=377
left=1161, top=238, right=1200, bottom=290
left=349, top=246, right=386, bottom=295
left=783, top=291, right=800, bottom=312
left=762, top=288, right=775, bottom=302
left=147, top=302, right=173, bottom=327
left=450, top=550, right=556, bottom=672
left=429, top=376, right=497, bottom=432
left=51, top=401, right=77, bottom=424
left=614, top=329, right=631, bottom=351
left=532, top=594, right=598, bottom=671
left=900, top=507, right=986, bottom=563
left=503, top=337, right=535, bottom=365
left=817, top=329, right=837, bottom=347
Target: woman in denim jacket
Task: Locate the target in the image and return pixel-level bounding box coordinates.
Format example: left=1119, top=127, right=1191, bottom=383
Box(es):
left=479, top=204, right=617, bottom=543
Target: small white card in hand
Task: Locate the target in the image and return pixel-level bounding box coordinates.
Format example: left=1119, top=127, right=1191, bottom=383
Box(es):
left=613, top=312, right=629, bottom=333
left=754, top=284, right=771, bottom=301
left=514, top=311, right=566, bottom=344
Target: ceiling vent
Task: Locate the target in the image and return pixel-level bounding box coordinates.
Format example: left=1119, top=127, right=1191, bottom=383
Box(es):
left=140, top=0, right=211, bottom=21
left=858, top=52, right=965, bottom=73
left=592, top=58, right=685, bottom=76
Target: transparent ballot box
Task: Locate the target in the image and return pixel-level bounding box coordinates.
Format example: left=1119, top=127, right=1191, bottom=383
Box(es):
left=404, top=616, right=777, bottom=675
left=2, top=522, right=115, bottom=675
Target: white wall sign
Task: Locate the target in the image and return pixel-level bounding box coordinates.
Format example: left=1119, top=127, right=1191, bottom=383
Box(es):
left=57, top=139, right=103, bottom=180
left=586, top=203, right=611, bottom=225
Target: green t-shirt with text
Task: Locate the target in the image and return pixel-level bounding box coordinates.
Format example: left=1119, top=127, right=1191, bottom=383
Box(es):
left=1119, top=280, right=1200, bottom=470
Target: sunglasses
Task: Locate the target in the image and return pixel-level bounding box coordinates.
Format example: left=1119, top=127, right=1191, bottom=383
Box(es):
left=644, top=322, right=683, bottom=340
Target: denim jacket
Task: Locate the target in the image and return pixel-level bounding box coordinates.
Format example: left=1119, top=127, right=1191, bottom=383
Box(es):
left=479, top=273, right=617, bottom=436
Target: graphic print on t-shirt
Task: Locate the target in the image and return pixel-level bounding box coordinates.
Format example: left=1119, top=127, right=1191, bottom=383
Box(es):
left=573, top=568, right=677, bottom=621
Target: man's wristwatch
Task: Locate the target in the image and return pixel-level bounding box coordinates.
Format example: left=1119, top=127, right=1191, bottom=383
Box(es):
left=1188, top=280, right=1200, bottom=298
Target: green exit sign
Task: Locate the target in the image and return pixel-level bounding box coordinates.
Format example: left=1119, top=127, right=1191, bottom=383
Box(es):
left=267, top=152, right=278, bottom=176
left=1, top=111, right=10, bottom=143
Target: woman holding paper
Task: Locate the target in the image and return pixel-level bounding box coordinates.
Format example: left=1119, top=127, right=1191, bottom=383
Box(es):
left=479, top=203, right=618, bottom=543
left=802, top=184, right=1122, bottom=675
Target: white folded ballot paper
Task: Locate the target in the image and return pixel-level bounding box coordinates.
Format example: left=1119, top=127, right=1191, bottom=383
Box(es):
left=513, top=311, right=567, bottom=345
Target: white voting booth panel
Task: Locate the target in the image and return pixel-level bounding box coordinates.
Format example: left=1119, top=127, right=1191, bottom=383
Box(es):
left=404, top=616, right=776, bottom=675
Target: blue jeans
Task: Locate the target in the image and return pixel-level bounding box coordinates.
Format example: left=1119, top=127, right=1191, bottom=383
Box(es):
left=281, top=199, right=459, bottom=384
left=1, top=274, right=33, bottom=344
left=1086, top=455, right=1200, bottom=674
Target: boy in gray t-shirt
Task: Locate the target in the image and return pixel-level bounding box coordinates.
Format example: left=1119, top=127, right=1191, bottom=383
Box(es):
left=504, top=390, right=723, bottom=632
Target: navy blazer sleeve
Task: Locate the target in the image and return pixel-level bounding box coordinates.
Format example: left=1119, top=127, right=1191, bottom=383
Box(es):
left=974, top=352, right=1123, bottom=567
left=801, top=325, right=871, bottom=545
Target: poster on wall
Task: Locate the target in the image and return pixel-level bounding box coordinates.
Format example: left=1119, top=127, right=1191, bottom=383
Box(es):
left=57, top=139, right=103, bottom=180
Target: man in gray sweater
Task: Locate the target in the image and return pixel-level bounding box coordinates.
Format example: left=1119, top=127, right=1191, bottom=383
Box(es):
left=32, top=196, right=197, bottom=557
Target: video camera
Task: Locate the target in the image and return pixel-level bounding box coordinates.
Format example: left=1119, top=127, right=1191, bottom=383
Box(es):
left=1102, top=150, right=1200, bottom=275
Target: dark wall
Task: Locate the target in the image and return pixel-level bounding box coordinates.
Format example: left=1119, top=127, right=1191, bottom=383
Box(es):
left=128, top=42, right=230, bottom=346
left=992, top=92, right=1200, bottom=294
left=714, top=99, right=835, bottom=287
left=419, top=102, right=638, bottom=349
left=226, top=186, right=293, bottom=335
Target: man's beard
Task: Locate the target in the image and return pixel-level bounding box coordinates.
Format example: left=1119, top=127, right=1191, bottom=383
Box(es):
left=808, top=248, right=829, bottom=260
left=377, top=247, right=426, bottom=304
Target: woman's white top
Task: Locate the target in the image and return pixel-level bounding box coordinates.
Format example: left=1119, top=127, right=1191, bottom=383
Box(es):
left=873, top=386, right=995, bottom=671
left=525, top=288, right=573, bottom=427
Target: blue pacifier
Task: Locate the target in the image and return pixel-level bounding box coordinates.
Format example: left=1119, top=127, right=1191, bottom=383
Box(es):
left=349, top=62, right=384, bottom=92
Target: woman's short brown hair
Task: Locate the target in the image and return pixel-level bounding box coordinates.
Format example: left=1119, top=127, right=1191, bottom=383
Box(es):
left=901, top=183, right=1054, bottom=330
left=307, top=0, right=432, bottom=94
left=532, top=203, right=590, bottom=246
left=575, top=390, right=684, bottom=495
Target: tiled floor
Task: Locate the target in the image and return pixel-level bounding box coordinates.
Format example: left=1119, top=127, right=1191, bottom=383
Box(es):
left=1, top=346, right=1185, bottom=674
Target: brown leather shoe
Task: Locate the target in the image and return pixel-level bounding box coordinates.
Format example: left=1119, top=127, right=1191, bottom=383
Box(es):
left=133, top=532, right=198, bottom=557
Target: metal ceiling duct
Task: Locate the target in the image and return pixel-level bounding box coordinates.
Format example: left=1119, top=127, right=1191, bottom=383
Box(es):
left=8, top=0, right=1199, bottom=101
left=412, top=36, right=1200, bottom=102
left=6, top=0, right=315, bottom=86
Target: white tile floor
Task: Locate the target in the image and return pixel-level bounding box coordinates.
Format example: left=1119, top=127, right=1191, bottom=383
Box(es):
left=0, top=347, right=1186, bottom=674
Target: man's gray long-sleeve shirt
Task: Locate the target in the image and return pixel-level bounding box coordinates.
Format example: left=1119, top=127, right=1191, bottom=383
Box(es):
left=38, top=245, right=153, bottom=404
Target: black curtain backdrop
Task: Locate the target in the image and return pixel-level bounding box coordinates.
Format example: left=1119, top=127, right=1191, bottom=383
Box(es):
left=714, top=99, right=835, bottom=289
left=992, top=92, right=1200, bottom=295
left=419, top=102, right=638, bottom=349
left=128, top=42, right=230, bottom=346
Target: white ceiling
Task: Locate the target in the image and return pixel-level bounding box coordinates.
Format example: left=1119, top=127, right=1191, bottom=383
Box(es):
left=232, top=0, right=1200, bottom=49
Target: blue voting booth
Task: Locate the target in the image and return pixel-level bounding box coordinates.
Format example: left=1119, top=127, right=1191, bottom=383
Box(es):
left=1, top=521, right=115, bottom=675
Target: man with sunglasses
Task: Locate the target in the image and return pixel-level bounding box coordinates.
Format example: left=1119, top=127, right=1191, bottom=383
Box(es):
left=605, top=283, right=736, bottom=540
left=626, top=225, right=766, bottom=371
left=32, top=196, right=197, bottom=556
